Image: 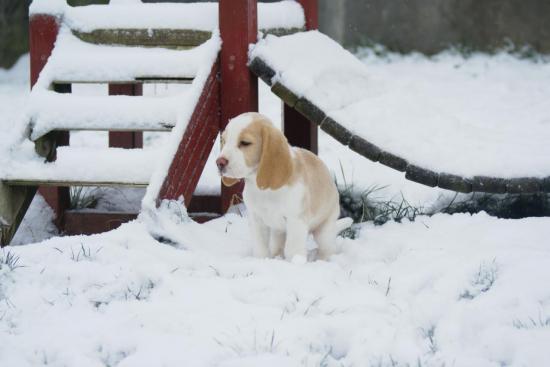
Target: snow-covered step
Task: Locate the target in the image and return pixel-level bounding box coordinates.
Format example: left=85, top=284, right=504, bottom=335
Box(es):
left=1, top=146, right=162, bottom=187
left=28, top=90, right=182, bottom=141
left=36, top=29, right=219, bottom=86
left=31, top=1, right=305, bottom=34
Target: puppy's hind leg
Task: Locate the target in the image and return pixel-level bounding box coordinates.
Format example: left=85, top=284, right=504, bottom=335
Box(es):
left=313, top=221, right=339, bottom=260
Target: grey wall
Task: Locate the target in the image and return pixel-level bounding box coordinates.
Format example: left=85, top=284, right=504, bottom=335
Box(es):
left=320, top=0, right=550, bottom=54
left=0, top=1, right=31, bottom=69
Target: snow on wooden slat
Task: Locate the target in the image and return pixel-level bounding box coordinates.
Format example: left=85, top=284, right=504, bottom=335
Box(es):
left=1, top=146, right=162, bottom=187
left=30, top=1, right=305, bottom=33
left=29, top=90, right=182, bottom=141
left=34, top=29, right=217, bottom=86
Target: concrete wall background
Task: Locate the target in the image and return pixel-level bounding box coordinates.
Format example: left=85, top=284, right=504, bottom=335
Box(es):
left=1, top=0, right=550, bottom=68
left=320, top=0, right=550, bottom=54
left=0, top=1, right=31, bottom=69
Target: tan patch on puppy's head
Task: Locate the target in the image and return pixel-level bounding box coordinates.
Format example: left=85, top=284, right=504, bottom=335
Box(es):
left=243, top=117, right=293, bottom=190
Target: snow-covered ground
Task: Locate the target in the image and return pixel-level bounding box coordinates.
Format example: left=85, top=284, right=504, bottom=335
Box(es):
left=2, top=210, right=550, bottom=366
left=1, top=51, right=550, bottom=366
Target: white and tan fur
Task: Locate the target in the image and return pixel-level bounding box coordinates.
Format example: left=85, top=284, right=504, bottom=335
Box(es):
left=217, top=112, right=352, bottom=262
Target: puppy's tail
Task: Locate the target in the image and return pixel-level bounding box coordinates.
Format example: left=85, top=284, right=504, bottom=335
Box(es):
left=335, top=217, right=354, bottom=234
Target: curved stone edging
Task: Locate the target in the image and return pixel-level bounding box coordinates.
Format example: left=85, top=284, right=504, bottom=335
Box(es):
left=249, top=56, right=550, bottom=194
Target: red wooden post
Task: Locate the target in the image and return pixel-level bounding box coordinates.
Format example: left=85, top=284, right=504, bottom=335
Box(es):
left=30, top=14, right=71, bottom=229
left=40, top=83, right=71, bottom=229
left=219, top=0, right=258, bottom=212
left=282, top=0, right=319, bottom=154
left=157, top=61, right=221, bottom=206
left=30, top=14, right=58, bottom=88
left=298, top=0, right=319, bottom=30
left=108, top=84, right=144, bottom=149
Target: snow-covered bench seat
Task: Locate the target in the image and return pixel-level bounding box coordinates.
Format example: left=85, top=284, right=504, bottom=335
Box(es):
left=249, top=31, right=550, bottom=194
left=28, top=90, right=183, bottom=141
left=2, top=146, right=162, bottom=187
left=30, top=1, right=305, bottom=48
left=29, top=29, right=220, bottom=140
left=35, top=29, right=216, bottom=86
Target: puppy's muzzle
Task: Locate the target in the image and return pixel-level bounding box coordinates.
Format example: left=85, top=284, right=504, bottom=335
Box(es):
left=216, top=157, right=228, bottom=174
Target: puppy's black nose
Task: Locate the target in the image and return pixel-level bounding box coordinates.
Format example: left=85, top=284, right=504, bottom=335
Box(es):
left=216, top=157, right=228, bottom=171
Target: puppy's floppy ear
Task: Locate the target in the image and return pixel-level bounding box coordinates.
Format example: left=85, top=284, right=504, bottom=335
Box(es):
left=256, top=122, right=293, bottom=190
left=222, top=176, right=240, bottom=187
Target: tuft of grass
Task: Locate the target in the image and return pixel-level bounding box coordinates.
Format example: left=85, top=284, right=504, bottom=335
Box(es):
left=69, top=186, right=101, bottom=210
left=513, top=311, right=550, bottom=329
left=124, top=279, right=156, bottom=301
left=337, top=162, right=424, bottom=228
left=0, top=249, right=23, bottom=271
left=420, top=325, right=438, bottom=355
left=460, top=259, right=498, bottom=300
left=338, top=180, right=424, bottom=226
left=337, top=177, right=425, bottom=239
left=69, top=243, right=102, bottom=262
left=213, top=329, right=279, bottom=357
left=369, top=355, right=431, bottom=367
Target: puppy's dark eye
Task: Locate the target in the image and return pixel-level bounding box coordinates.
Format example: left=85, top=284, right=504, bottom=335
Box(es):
left=239, top=141, right=252, bottom=147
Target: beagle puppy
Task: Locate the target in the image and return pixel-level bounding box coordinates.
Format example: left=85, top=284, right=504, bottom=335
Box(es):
left=217, top=112, right=352, bottom=262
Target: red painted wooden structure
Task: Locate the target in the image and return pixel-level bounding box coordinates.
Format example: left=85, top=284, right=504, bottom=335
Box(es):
left=283, top=0, right=319, bottom=154
left=30, top=14, right=71, bottom=228
left=157, top=60, right=221, bottom=206
left=218, top=0, right=258, bottom=212
left=28, top=0, right=318, bottom=234
left=108, top=84, right=144, bottom=149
